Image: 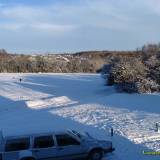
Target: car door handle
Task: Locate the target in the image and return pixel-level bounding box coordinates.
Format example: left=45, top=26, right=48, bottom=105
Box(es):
left=33, top=149, right=40, bottom=153
left=58, top=147, right=63, bottom=150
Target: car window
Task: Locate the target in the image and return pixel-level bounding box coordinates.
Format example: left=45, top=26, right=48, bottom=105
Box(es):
left=56, top=134, right=80, bottom=146
left=34, top=135, right=54, bottom=148
left=5, top=138, right=30, bottom=152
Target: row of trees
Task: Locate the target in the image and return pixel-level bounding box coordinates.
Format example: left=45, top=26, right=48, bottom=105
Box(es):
left=0, top=48, right=143, bottom=74
left=0, top=50, right=95, bottom=73
left=102, top=43, right=160, bottom=93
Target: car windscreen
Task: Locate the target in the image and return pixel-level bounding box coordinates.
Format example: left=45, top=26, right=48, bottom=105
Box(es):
left=5, top=137, right=30, bottom=152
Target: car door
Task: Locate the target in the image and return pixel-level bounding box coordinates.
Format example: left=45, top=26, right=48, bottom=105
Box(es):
left=3, top=137, right=30, bottom=160
left=55, top=134, right=86, bottom=160
left=32, top=135, right=57, bottom=160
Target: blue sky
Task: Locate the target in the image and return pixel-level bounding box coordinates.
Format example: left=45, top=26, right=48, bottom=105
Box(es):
left=0, top=0, right=160, bottom=53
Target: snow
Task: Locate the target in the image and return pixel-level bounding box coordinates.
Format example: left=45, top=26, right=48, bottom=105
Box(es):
left=0, top=73, right=160, bottom=160
left=27, top=96, right=77, bottom=109
left=55, top=55, right=70, bottom=62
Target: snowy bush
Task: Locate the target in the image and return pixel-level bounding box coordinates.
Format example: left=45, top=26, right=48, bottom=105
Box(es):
left=106, top=56, right=160, bottom=93
left=107, top=57, right=147, bottom=83
left=135, top=78, right=160, bottom=93
left=145, top=55, right=160, bottom=85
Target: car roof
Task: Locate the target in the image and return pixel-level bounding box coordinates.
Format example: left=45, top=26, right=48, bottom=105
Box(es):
left=3, top=130, right=70, bottom=140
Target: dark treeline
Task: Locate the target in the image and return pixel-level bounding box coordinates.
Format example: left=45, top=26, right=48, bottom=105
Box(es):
left=0, top=51, right=93, bottom=73
left=0, top=49, right=141, bottom=73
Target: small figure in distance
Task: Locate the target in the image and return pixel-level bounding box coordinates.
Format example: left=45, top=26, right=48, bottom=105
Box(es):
left=19, top=78, right=22, bottom=82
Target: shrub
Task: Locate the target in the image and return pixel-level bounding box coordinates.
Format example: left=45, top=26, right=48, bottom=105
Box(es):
left=108, top=57, right=147, bottom=84
left=107, top=56, right=160, bottom=93
left=135, top=78, right=160, bottom=93
left=144, top=54, right=160, bottom=85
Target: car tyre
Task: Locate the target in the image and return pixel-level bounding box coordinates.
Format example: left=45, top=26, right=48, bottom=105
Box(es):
left=88, top=149, right=103, bottom=160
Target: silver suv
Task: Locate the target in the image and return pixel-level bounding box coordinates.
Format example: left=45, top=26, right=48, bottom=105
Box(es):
left=0, top=130, right=114, bottom=160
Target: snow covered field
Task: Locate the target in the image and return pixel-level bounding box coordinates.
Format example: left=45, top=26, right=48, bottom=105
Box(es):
left=0, top=73, right=160, bottom=160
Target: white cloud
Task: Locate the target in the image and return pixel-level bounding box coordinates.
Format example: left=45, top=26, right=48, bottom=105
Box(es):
left=0, top=0, right=157, bottom=32
left=1, top=5, right=50, bottom=22
left=0, top=1, right=132, bottom=32
left=31, top=23, right=75, bottom=34
left=0, top=4, right=76, bottom=34
left=0, top=23, right=24, bottom=31
left=0, top=0, right=160, bottom=53
left=144, top=0, right=160, bottom=15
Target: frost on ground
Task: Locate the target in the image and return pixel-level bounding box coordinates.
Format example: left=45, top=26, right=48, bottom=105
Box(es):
left=0, top=73, right=160, bottom=160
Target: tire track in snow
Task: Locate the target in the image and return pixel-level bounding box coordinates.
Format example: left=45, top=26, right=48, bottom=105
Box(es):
left=52, top=104, right=160, bottom=151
